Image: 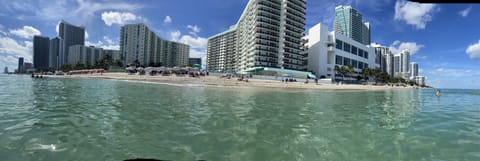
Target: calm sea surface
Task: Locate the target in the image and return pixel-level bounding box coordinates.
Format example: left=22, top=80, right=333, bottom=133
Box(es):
left=1, top=74, right=479, bottom=161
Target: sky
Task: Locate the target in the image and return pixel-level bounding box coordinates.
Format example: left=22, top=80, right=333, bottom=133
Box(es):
left=0, top=0, right=479, bottom=89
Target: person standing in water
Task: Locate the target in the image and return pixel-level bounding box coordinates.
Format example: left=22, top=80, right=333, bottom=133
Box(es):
left=435, top=89, right=441, bottom=96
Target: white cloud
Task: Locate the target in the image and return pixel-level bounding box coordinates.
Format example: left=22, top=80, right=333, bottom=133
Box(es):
left=85, top=40, right=102, bottom=47
left=419, top=69, right=424, bottom=74
left=1, top=0, right=143, bottom=25
left=187, top=25, right=201, bottom=33
left=394, top=0, right=437, bottom=29
left=466, top=40, right=480, bottom=59
left=179, top=35, right=207, bottom=49
left=8, top=26, right=41, bottom=39
left=85, top=30, right=89, bottom=39
left=164, top=16, right=172, bottom=24
left=416, top=55, right=428, bottom=60
left=458, top=6, right=472, bottom=18
left=0, top=35, right=33, bottom=62
left=85, top=36, right=119, bottom=50
left=101, top=45, right=120, bottom=50
left=56, top=21, right=60, bottom=34
left=169, top=29, right=208, bottom=64
left=101, top=11, right=142, bottom=26
left=370, top=43, right=383, bottom=48
left=170, top=30, right=181, bottom=41
left=103, top=36, right=114, bottom=45
left=389, top=40, right=424, bottom=55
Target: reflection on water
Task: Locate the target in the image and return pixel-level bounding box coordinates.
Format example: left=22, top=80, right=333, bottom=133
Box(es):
left=0, top=75, right=479, bottom=161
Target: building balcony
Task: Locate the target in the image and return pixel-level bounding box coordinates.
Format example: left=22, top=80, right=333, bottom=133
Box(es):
left=327, top=46, right=334, bottom=52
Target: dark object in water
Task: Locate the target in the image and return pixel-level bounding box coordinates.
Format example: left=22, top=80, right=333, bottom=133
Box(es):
left=435, top=89, right=441, bottom=96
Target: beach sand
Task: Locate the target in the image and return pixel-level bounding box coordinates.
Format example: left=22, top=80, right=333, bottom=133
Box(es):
left=44, top=72, right=414, bottom=90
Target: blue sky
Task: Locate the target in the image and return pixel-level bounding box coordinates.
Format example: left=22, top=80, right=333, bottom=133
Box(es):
left=0, top=0, right=479, bottom=89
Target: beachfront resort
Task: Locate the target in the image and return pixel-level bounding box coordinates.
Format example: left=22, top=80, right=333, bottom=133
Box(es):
left=16, top=0, right=427, bottom=88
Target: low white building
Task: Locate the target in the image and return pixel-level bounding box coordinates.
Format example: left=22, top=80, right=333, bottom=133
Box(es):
left=305, top=22, right=376, bottom=80
left=415, top=76, right=425, bottom=86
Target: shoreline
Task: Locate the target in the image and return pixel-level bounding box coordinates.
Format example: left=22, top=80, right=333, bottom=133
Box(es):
left=43, top=72, right=418, bottom=91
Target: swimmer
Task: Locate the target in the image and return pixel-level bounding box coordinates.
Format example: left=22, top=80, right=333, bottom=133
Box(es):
left=435, top=89, right=441, bottom=96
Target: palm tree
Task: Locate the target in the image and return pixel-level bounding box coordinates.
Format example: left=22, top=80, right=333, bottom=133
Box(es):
left=334, top=65, right=341, bottom=81
left=340, top=66, right=348, bottom=81
left=362, top=68, right=371, bottom=81
left=347, top=65, right=354, bottom=79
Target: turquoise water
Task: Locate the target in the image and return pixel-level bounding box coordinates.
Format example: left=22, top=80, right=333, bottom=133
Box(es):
left=0, top=74, right=479, bottom=161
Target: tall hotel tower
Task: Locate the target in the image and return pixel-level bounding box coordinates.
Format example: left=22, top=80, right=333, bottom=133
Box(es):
left=334, top=5, right=370, bottom=45
left=33, top=35, right=50, bottom=69
left=207, top=0, right=307, bottom=72
left=58, top=20, right=85, bottom=67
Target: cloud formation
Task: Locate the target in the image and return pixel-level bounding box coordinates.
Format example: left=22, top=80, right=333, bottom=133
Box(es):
left=394, top=0, right=437, bottom=29
left=458, top=6, right=472, bottom=18
left=85, top=36, right=119, bottom=50
left=0, top=0, right=143, bottom=25
left=8, top=26, right=41, bottom=39
left=164, top=16, right=172, bottom=24
left=466, top=40, right=480, bottom=59
left=169, top=29, right=208, bottom=64
left=389, top=40, right=424, bottom=55
left=101, top=11, right=142, bottom=26
left=0, top=36, right=33, bottom=62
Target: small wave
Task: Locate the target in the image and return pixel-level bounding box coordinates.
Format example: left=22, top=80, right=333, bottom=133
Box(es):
left=25, top=143, right=67, bottom=152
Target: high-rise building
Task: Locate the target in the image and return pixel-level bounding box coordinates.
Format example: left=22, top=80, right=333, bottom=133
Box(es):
left=334, top=5, right=371, bottom=45
left=400, top=50, right=410, bottom=79
left=362, top=22, right=370, bottom=45
left=161, top=39, right=189, bottom=67
left=58, top=20, right=85, bottom=67
left=373, top=45, right=394, bottom=76
left=4, top=66, right=8, bottom=74
left=207, top=0, right=307, bottom=72
left=306, top=23, right=375, bottom=79
left=385, top=52, right=394, bottom=77
left=410, top=62, right=418, bottom=80
left=393, top=55, right=400, bottom=77
left=49, top=37, right=61, bottom=68
left=206, top=26, right=237, bottom=72
left=17, top=57, right=24, bottom=73
left=33, top=35, right=50, bottom=69
left=120, top=23, right=189, bottom=67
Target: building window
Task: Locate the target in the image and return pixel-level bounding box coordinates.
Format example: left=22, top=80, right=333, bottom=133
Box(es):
left=364, top=52, right=368, bottom=59
left=358, top=49, right=364, bottom=57
left=335, top=55, right=343, bottom=65
left=352, top=60, right=357, bottom=68
left=343, top=57, right=350, bottom=66
left=358, top=62, right=364, bottom=69
left=335, top=39, right=342, bottom=49
left=343, top=43, right=351, bottom=53
left=365, top=63, right=369, bottom=68
left=351, top=46, right=357, bottom=55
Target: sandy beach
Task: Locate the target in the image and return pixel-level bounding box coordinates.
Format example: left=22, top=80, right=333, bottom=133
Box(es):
left=44, top=72, right=415, bottom=90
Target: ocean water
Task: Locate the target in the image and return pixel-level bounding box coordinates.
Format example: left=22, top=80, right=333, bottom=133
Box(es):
left=0, top=74, right=479, bottom=161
